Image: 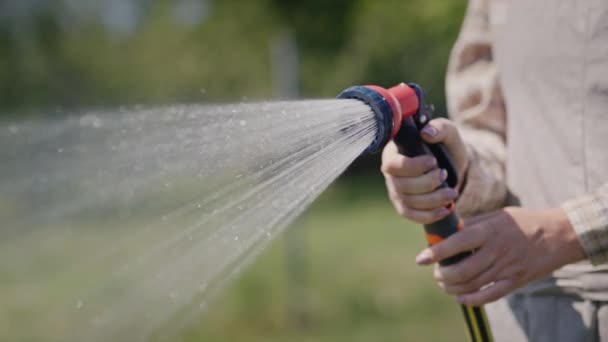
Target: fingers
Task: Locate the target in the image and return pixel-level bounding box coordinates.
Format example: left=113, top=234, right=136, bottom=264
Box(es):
left=434, top=246, right=496, bottom=284
left=435, top=248, right=498, bottom=295
left=381, top=144, right=437, bottom=177
left=385, top=168, right=448, bottom=195
left=416, top=226, right=487, bottom=265
left=400, top=188, right=458, bottom=210
left=423, top=209, right=523, bottom=305
left=457, top=279, right=515, bottom=306
left=382, top=140, right=455, bottom=224
left=389, top=198, right=451, bottom=224
left=420, top=118, right=458, bottom=144
left=419, top=118, right=469, bottom=180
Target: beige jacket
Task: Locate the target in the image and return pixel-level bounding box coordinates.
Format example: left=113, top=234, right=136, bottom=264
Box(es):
left=449, top=0, right=608, bottom=299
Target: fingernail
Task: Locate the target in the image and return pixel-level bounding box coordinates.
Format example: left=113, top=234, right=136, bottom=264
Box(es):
left=422, top=125, right=438, bottom=137
left=426, top=158, right=437, bottom=168
left=437, top=208, right=450, bottom=217
left=439, top=169, right=448, bottom=181
left=446, top=188, right=459, bottom=200
left=416, top=249, right=433, bottom=265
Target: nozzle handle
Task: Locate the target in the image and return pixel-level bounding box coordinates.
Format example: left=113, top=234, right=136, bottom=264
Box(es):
left=393, top=114, right=470, bottom=266
left=405, top=83, right=459, bottom=188
left=427, top=143, right=459, bottom=189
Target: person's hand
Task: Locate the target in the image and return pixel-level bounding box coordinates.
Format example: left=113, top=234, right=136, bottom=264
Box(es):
left=381, top=118, right=469, bottom=224
left=415, top=207, right=586, bottom=306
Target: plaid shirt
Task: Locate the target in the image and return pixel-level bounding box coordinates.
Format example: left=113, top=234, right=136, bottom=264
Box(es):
left=448, top=0, right=608, bottom=265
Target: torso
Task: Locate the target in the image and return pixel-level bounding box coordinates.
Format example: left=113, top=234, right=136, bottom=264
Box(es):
left=491, top=0, right=608, bottom=298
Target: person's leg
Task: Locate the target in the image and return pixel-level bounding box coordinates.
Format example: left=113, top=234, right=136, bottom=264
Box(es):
left=596, top=302, right=608, bottom=341
left=524, top=295, right=595, bottom=342
left=486, top=293, right=595, bottom=341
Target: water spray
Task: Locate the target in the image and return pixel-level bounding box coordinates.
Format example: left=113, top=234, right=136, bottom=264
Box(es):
left=1, top=79, right=493, bottom=340
left=339, top=83, right=493, bottom=342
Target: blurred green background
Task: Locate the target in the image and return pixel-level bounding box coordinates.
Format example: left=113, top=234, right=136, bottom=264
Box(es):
left=1, top=0, right=468, bottom=340
left=176, top=177, right=466, bottom=342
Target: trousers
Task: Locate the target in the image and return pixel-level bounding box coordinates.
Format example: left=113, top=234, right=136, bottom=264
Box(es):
left=487, top=293, right=608, bottom=342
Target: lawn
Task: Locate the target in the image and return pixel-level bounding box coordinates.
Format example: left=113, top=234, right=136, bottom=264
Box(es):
left=177, top=175, right=466, bottom=342
left=0, top=174, right=466, bottom=341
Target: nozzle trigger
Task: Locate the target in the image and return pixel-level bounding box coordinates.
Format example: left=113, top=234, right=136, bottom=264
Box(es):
left=406, top=83, right=459, bottom=189
left=426, top=142, right=458, bottom=189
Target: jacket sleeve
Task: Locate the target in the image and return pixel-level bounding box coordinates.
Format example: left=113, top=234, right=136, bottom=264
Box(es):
left=562, top=183, right=608, bottom=265
left=446, top=0, right=509, bottom=218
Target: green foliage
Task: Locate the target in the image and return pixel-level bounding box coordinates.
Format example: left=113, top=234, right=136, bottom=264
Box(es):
left=307, top=1, right=466, bottom=111
left=0, top=2, right=470, bottom=339
left=271, top=0, right=360, bottom=51
left=0, top=0, right=466, bottom=114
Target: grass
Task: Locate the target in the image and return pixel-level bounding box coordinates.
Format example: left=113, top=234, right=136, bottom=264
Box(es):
left=0, top=174, right=467, bottom=341
left=177, top=175, right=467, bottom=342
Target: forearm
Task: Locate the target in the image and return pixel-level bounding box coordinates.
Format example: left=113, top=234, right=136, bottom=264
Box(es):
left=454, top=126, right=507, bottom=217
left=445, top=0, right=508, bottom=217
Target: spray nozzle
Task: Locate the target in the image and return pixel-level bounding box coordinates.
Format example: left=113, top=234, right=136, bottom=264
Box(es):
left=337, top=83, right=420, bottom=154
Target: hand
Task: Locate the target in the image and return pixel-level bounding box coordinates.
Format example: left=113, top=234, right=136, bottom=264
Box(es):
left=415, top=207, right=586, bottom=306
left=381, top=118, right=469, bottom=224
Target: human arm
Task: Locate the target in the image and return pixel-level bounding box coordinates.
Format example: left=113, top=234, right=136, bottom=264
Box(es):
left=381, top=0, right=508, bottom=221
left=416, top=182, right=608, bottom=306
left=415, top=206, right=587, bottom=306
left=391, top=0, right=608, bottom=306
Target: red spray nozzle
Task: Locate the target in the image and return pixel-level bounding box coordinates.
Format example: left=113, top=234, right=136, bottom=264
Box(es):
left=364, top=83, right=419, bottom=139
left=337, top=83, right=420, bottom=153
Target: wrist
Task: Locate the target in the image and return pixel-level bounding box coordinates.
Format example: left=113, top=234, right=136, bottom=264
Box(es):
left=546, top=207, right=586, bottom=265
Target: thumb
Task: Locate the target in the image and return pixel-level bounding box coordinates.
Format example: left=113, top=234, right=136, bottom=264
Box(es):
left=420, top=118, right=460, bottom=146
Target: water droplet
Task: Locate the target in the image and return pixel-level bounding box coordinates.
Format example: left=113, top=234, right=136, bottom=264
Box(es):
left=76, top=300, right=84, bottom=309
left=57, top=148, right=64, bottom=153
left=200, top=88, right=207, bottom=94
left=79, top=114, right=103, bottom=128
left=239, top=120, right=247, bottom=127
left=197, top=203, right=202, bottom=208
left=8, top=125, right=18, bottom=134
left=234, top=236, right=239, bottom=241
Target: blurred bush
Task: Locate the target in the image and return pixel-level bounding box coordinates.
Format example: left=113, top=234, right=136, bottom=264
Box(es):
left=0, top=0, right=465, bottom=113
left=0, top=2, right=471, bottom=340
left=0, top=0, right=466, bottom=174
